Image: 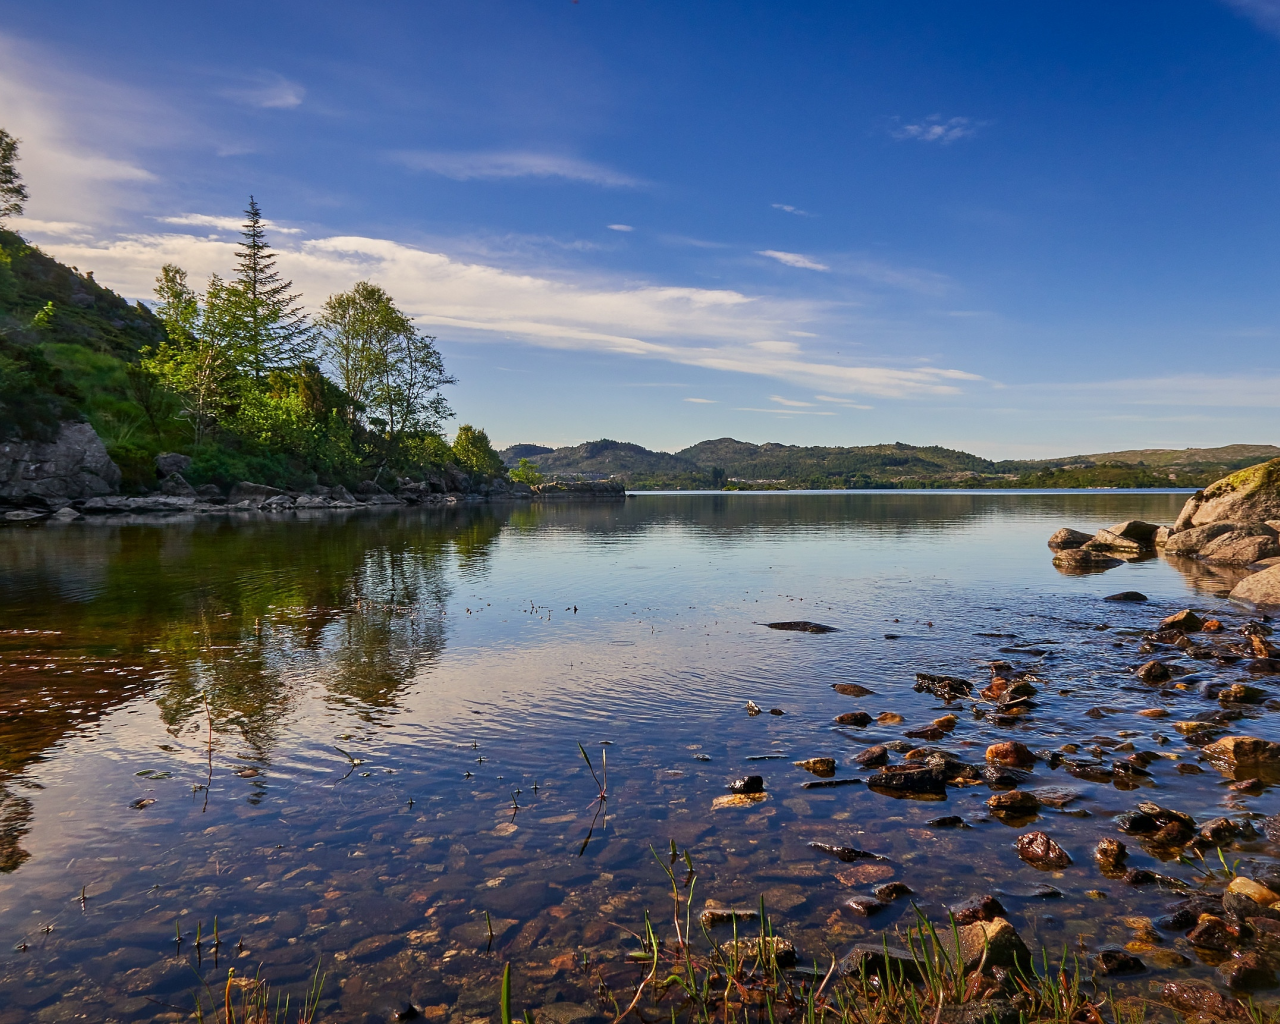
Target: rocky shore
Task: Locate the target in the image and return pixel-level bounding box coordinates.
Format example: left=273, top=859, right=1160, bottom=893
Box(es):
left=1048, top=457, right=1280, bottom=614
left=1, top=424, right=627, bottom=524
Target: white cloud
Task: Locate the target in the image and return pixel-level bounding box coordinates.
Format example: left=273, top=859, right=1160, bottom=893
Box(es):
left=816, top=395, right=873, bottom=409
left=789, top=330, right=818, bottom=337
left=684, top=398, right=716, bottom=404
left=390, top=150, right=640, bottom=187
left=751, top=340, right=802, bottom=354
left=769, top=395, right=816, bottom=407
left=756, top=250, right=829, bottom=271
left=158, top=213, right=303, bottom=234
left=891, top=116, right=977, bottom=145
left=772, top=203, right=810, bottom=216
left=222, top=72, right=305, bottom=110
left=735, top=407, right=837, bottom=416
left=38, top=228, right=983, bottom=400
left=607, top=224, right=633, bottom=232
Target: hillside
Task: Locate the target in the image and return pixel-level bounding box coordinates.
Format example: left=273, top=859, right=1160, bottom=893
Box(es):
left=501, top=435, right=1279, bottom=490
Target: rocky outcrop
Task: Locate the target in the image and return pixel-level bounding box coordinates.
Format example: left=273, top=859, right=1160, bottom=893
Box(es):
left=1230, top=565, right=1280, bottom=613
left=1174, top=458, right=1280, bottom=530
left=532, top=480, right=627, bottom=501
left=154, top=452, right=192, bottom=478
left=0, top=422, right=121, bottom=510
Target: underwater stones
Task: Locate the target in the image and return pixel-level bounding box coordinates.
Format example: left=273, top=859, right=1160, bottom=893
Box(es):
left=1095, top=838, right=1128, bottom=874
left=807, top=842, right=888, bottom=863
left=727, top=775, right=764, bottom=794
left=765, top=621, right=836, bottom=633
left=872, top=881, right=914, bottom=902
left=1092, top=949, right=1145, bottom=975
left=720, top=936, right=796, bottom=968
left=842, top=895, right=887, bottom=917
left=831, top=683, right=875, bottom=696
left=1015, top=832, right=1071, bottom=870
left=1218, top=952, right=1276, bottom=990
left=985, top=741, right=1036, bottom=767
left=948, top=894, right=1006, bottom=925
left=854, top=745, right=888, bottom=767
left=1105, top=591, right=1148, bottom=602
left=699, top=903, right=759, bottom=928
left=834, top=711, right=872, bottom=727
left=1136, top=660, right=1173, bottom=684
left=1187, top=916, right=1234, bottom=950
left=1161, top=981, right=1250, bottom=1021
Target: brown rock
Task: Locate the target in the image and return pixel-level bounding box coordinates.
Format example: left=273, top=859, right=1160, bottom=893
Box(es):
left=1095, top=838, right=1128, bottom=874
left=1108, top=520, right=1161, bottom=545
left=904, top=724, right=945, bottom=741
left=986, top=741, right=1036, bottom=767
left=987, top=790, right=1040, bottom=813
left=1230, top=564, right=1280, bottom=614
left=1218, top=951, right=1275, bottom=990
left=1201, top=533, right=1280, bottom=566
left=1227, top=876, right=1280, bottom=905
left=720, top=936, right=796, bottom=969
left=933, top=917, right=1031, bottom=972
left=949, top=893, right=1006, bottom=924
left=1015, top=831, right=1071, bottom=870
left=1203, top=735, right=1280, bottom=770
left=834, top=711, right=872, bottom=727
left=1159, top=609, right=1204, bottom=632
left=1052, top=548, right=1123, bottom=573
left=1092, top=948, right=1145, bottom=975
left=1162, top=981, right=1249, bottom=1020
left=1047, top=527, right=1092, bottom=550
left=793, top=757, right=836, bottom=776
left=1137, top=660, right=1173, bottom=683
left=832, top=682, right=875, bottom=697
left=1187, top=915, right=1233, bottom=950
left=1165, top=521, right=1238, bottom=554
left=854, top=745, right=889, bottom=767
left=1085, top=528, right=1145, bottom=554
left=842, top=895, right=887, bottom=917
left=1179, top=459, right=1280, bottom=529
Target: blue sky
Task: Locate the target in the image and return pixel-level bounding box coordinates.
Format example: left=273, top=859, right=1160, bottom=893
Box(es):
left=3, top=0, right=1280, bottom=457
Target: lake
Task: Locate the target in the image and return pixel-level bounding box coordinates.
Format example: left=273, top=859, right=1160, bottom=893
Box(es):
left=0, top=490, right=1273, bottom=1022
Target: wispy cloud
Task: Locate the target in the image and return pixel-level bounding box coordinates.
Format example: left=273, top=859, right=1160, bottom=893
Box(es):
left=1223, top=0, right=1280, bottom=36
left=1030, top=374, right=1280, bottom=408
left=756, top=250, right=829, bottom=271
left=772, top=203, right=811, bottom=216
left=735, top=407, right=836, bottom=416
left=41, top=229, right=982, bottom=400
left=770, top=395, right=816, bottom=407
left=684, top=397, right=717, bottom=404
left=221, top=72, right=305, bottom=109
left=751, top=340, right=802, bottom=354
left=158, top=213, right=303, bottom=234
left=847, top=258, right=952, bottom=296
left=390, top=150, right=640, bottom=187
left=891, top=116, right=978, bottom=144
left=816, top=395, right=873, bottom=409
left=607, top=224, right=633, bottom=232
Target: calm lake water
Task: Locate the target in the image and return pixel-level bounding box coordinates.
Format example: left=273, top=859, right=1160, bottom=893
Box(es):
left=0, top=490, right=1274, bottom=1022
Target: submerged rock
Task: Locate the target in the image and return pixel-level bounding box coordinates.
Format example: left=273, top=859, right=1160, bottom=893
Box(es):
left=831, top=682, right=875, bottom=696
left=727, top=775, right=764, bottom=794
left=949, top=893, right=1006, bottom=925
left=1218, top=951, right=1275, bottom=990
left=985, top=741, right=1036, bottom=767
left=913, top=673, right=972, bottom=699
left=1105, top=591, right=1148, bottom=602
left=1093, top=949, right=1145, bottom=975
left=765, top=621, right=836, bottom=633
left=720, top=936, right=796, bottom=968
left=1161, top=981, right=1250, bottom=1021
left=1095, top=838, right=1128, bottom=874
left=807, top=841, right=887, bottom=863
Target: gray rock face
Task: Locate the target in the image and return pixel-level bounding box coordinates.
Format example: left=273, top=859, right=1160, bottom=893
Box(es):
left=154, top=452, right=192, bottom=478
left=159, top=473, right=198, bottom=497
left=227, top=481, right=284, bottom=504
left=1175, top=458, right=1280, bottom=529
left=1165, top=521, right=1238, bottom=555
left=1231, top=565, right=1280, bottom=614
left=1201, top=533, right=1280, bottom=566
left=0, top=422, right=121, bottom=509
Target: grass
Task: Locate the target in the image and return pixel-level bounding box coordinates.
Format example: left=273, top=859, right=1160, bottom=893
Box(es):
left=189, top=960, right=325, bottom=1024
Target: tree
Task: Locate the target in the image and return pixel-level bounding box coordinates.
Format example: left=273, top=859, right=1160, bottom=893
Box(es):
left=509, top=458, right=543, bottom=485
left=0, top=129, right=27, bottom=222
left=451, top=424, right=503, bottom=477
left=222, top=197, right=312, bottom=378
left=316, top=280, right=455, bottom=438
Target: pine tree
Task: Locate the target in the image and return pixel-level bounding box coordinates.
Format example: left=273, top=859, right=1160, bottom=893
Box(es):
left=0, top=129, right=29, bottom=222
left=229, top=196, right=312, bottom=377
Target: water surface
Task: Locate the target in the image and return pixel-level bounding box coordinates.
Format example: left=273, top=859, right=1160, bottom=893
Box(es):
left=0, top=491, right=1272, bottom=1022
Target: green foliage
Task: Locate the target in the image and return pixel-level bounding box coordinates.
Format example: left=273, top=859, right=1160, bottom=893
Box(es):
left=509, top=458, right=544, bottom=485
left=452, top=424, right=504, bottom=477
left=107, top=442, right=157, bottom=492
left=31, top=300, right=54, bottom=329
left=0, top=128, right=27, bottom=222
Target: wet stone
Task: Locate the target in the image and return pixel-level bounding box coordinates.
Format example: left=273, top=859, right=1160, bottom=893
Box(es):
left=854, top=745, right=888, bottom=767
left=949, top=894, right=1006, bottom=925
left=727, top=775, right=764, bottom=794
left=1218, top=951, right=1275, bottom=990
left=1014, top=831, right=1071, bottom=870
left=1092, top=948, right=1145, bottom=975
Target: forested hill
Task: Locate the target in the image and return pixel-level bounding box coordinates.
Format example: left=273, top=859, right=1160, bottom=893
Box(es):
left=500, top=436, right=1280, bottom=490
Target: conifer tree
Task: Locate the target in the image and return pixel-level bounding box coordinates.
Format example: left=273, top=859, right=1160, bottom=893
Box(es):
left=227, top=196, right=312, bottom=377
left=0, top=129, right=28, bottom=222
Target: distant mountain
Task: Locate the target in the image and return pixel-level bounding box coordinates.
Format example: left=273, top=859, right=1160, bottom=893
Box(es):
left=497, top=436, right=1279, bottom=490
left=499, top=443, right=555, bottom=467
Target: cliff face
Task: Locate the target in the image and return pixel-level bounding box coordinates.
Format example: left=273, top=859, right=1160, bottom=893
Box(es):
left=0, top=421, right=121, bottom=510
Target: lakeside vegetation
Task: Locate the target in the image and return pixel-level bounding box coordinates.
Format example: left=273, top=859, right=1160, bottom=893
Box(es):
left=0, top=130, right=504, bottom=493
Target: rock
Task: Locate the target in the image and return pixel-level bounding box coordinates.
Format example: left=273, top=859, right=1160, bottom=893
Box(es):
left=842, top=895, right=887, bottom=917
left=1202, top=533, right=1280, bottom=566
left=904, top=724, right=946, bottom=741
left=1203, top=735, right=1280, bottom=773
left=227, top=481, right=284, bottom=504
left=1161, top=981, right=1249, bottom=1020
left=1166, top=521, right=1239, bottom=554
left=51, top=505, right=82, bottom=521
left=1230, top=564, right=1280, bottom=614
left=1218, top=951, right=1275, bottom=990
left=1219, top=682, right=1267, bottom=704
left=986, top=741, right=1036, bottom=767
left=1105, top=591, right=1148, bottom=602
left=927, top=815, right=966, bottom=827
left=1187, top=915, right=1234, bottom=950
left=196, top=483, right=222, bottom=499
left=913, top=673, right=972, bottom=699
left=872, top=881, right=913, bottom=901
left=1052, top=548, right=1123, bottom=573
left=0, top=421, right=121, bottom=507
left=329, top=484, right=356, bottom=504
left=877, top=712, right=905, bottom=725
left=866, top=763, right=947, bottom=794
left=261, top=494, right=294, bottom=511
left=935, top=1002, right=1020, bottom=1024
left=834, top=711, right=872, bottom=727
left=934, top=917, right=1031, bottom=972
left=1085, top=528, right=1146, bottom=553
left=699, top=903, right=759, bottom=928
left=793, top=757, right=835, bottom=776
left=949, top=894, right=1006, bottom=925
left=837, top=943, right=921, bottom=982
left=4, top=509, right=45, bottom=521
left=746, top=700, right=762, bottom=715
left=1095, top=838, right=1128, bottom=874
left=154, top=452, right=192, bottom=477
left=1176, top=459, right=1280, bottom=529
left=1047, top=527, right=1092, bottom=550
left=1092, top=949, right=1145, bottom=975
left=987, top=790, right=1039, bottom=813
left=1227, top=876, right=1280, bottom=905
left=807, top=842, right=887, bottom=863
left=1197, top=818, right=1243, bottom=847
left=1136, top=660, right=1173, bottom=683
left=854, top=745, right=889, bottom=767
left=765, top=620, right=837, bottom=633
left=1159, top=609, right=1204, bottom=632
left=1015, top=831, right=1071, bottom=869
left=1109, top=520, right=1161, bottom=545
left=719, top=936, right=795, bottom=968
left=727, top=776, right=764, bottom=794
left=159, top=472, right=198, bottom=497
left=831, top=682, right=875, bottom=696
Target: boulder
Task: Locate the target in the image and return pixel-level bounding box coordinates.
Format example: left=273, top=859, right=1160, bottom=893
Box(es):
left=227, top=481, right=284, bottom=504
left=1107, top=520, right=1161, bottom=545
left=356, top=480, right=389, bottom=495
left=1231, top=565, right=1280, bottom=613
left=445, top=466, right=471, bottom=492
left=1047, top=527, right=1092, bottom=550
left=1162, top=981, right=1250, bottom=1020
left=1015, top=831, right=1071, bottom=869
left=933, top=917, right=1031, bottom=972
left=1083, top=528, right=1144, bottom=554
left=1052, top=548, right=1123, bottom=573
left=159, top=473, right=198, bottom=497
left=1159, top=609, right=1203, bottom=632
left=1200, top=533, right=1280, bottom=566
left=0, top=421, right=121, bottom=508
left=330, top=485, right=356, bottom=504
left=1165, top=521, right=1238, bottom=554
left=986, top=741, right=1036, bottom=767
left=1202, top=735, right=1280, bottom=772
left=1175, top=458, right=1280, bottom=529
left=154, top=452, right=192, bottom=478
left=948, top=894, right=1006, bottom=925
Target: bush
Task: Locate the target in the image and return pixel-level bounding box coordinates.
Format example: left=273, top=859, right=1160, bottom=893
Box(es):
left=509, top=458, right=543, bottom=485
left=451, top=424, right=504, bottom=477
